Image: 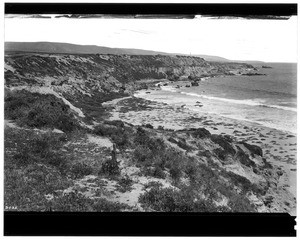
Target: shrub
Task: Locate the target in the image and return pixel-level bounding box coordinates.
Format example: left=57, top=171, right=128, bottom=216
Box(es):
left=168, top=137, right=178, bottom=144
left=163, top=148, right=185, bottom=169
left=143, top=181, right=163, bottom=190
left=16, top=189, right=131, bottom=212
left=4, top=164, right=71, bottom=211
left=228, top=195, right=256, bottom=212
left=103, top=120, right=125, bottom=128
left=13, top=149, right=32, bottom=166
left=4, top=170, right=48, bottom=211
left=177, top=139, right=192, bottom=151
left=262, top=158, right=273, bottom=169
left=111, top=133, right=129, bottom=148
left=211, top=134, right=236, bottom=155
left=24, top=163, right=70, bottom=192
left=157, top=126, right=164, bottom=130
left=214, top=148, right=227, bottom=161
left=100, top=159, right=120, bottom=176
left=133, top=145, right=152, bottom=163
left=116, top=175, right=134, bottom=193
left=93, top=124, right=118, bottom=136
left=133, top=131, right=189, bottom=182
left=44, top=154, right=67, bottom=172
left=5, top=90, right=79, bottom=132
left=93, top=198, right=131, bottom=212
left=139, top=185, right=220, bottom=212
left=70, top=162, right=94, bottom=179
left=11, top=132, right=67, bottom=171
left=197, top=150, right=212, bottom=158
left=169, top=162, right=182, bottom=183
left=143, top=166, right=166, bottom=179
left=191, top=128, right=211, bottom=139
left=51, top=191, right=95, bottom=211
left=168, top=137, right=191, bottom=151
left=225, top=171, right=261, bottom=195
left=188, top=75, right=195, bottom=81
left=134, top=127, right=165, bottom=152
left=144, top=123, right=154, bottom=129
left=184, top=161, right=198, bottom=183
left=236, top=147, right=256, bottom=168
left=152, top=165, right=167, bottom=179
left=241, top=142, right=263, bottom=157
left=93, top=123, right=130, bottom=148
left=183, top=163, right=257, bottom=212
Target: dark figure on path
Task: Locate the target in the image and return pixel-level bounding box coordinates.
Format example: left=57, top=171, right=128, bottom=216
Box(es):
left=111, top=143, right=117, bottom=162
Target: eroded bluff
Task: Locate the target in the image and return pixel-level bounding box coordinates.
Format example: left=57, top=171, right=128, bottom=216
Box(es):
left=5, top=53, right=256, bottom=96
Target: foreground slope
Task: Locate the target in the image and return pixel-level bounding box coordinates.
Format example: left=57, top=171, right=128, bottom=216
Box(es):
left=4, top=53, right=293, bottom=213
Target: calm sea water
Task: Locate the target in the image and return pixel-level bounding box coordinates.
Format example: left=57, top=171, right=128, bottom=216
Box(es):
left=182, top=62, right=297, bottom=108
left=143, top=62, right=297, bottom=133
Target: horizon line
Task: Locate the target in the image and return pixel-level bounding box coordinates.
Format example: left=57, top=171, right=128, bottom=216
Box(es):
left=5, top=41, right=297, bottom=63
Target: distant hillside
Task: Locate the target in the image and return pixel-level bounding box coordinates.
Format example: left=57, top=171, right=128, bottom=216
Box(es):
left=5, top=42, right=169, bottom=56
left=6, top=42, right=233, bottom=62
left=194, top=54, right=230, bottom=62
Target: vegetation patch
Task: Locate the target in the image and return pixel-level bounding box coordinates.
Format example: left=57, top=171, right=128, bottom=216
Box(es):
left=190, top=128, right=211, bottom=139
left=6, top=130, right=68, bottom=172
left=4, top=163, right=71, bottom=211
left=241, top=142, right=263, bottom=157
left=224, top=170, right=266, bottom=196
left=93, top=198, right=133, bottom=212
left=50, top=191, right=132, bottom=212
left=5, top=90, right=79, bottom=132
left=235, top=147, right=256, bottom=168
left=168, top=137, right=192, bottom=151
left=116, top=175, right=134, bottom=193
left=213, top=148, right=228, bottom=161
left=143, top=165, right=167, bottom=179
left=183, top=162, right=257, bottom=212
left=99, top=158, right=120, bottom=176
left=93, top=121, right=131, bottom=149
left=143, top=181, right=163, bottom=190
left=211, top=134, right=236, bottom=155
left=63, top=91, right=129, bottom=122
left=132, top=129, right=188, bottom=182
left=70, top=162, right=94, bottom=179
left=139, top=185, right=221, bottom=212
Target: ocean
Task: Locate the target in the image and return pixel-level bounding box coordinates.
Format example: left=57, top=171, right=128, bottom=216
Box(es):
left=137, top=62, right=297, bottom=134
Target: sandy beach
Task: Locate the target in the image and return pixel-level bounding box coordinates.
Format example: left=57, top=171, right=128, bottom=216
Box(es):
left=105, top=90, right=297, bottom=215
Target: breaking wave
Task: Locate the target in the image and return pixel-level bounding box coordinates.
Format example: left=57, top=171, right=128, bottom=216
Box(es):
left=161, top=87, right=297, bottom=112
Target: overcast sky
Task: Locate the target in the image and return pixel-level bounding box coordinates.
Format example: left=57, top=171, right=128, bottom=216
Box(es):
left=4, top=15, right=298, bottom=62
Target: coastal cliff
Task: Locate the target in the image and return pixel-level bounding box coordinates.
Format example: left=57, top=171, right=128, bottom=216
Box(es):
left=5, top=53, right=255, bottom=92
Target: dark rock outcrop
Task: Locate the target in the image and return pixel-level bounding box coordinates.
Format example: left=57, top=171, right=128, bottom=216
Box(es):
left=242, top=72, right=266, bottom=76
left=236, top=146, right=256, bottom=168
left=211, top=134, right=236, bottom=155
left=241, top=142, right=263, bottom=157
left=190, top=128, right=211, bottom=139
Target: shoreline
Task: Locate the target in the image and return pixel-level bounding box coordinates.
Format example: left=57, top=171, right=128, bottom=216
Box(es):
left=104, top=91, right=297, bottom=215
left=133, top=83, right=297, bottom=135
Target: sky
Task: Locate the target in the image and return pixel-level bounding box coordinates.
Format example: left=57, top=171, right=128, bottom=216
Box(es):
left=4, top=15, right=298, bottom=62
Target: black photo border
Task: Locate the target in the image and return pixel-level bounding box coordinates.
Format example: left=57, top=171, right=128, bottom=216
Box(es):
left=4, top=2, right=297, bottom=237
